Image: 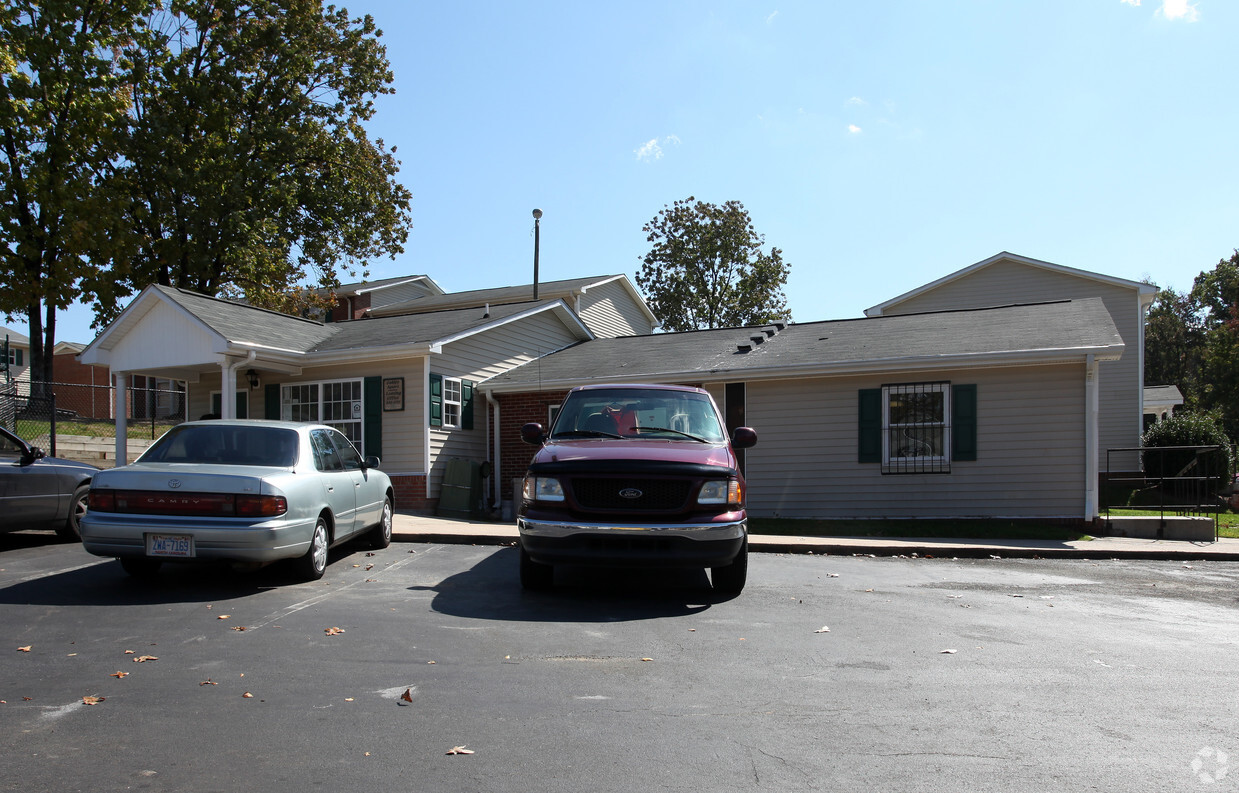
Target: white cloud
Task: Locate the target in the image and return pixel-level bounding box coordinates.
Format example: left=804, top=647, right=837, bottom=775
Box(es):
left=634, top=135, right=681, bottom=162
left=846, top=96, right=867, bottom=107
left=765, top=10, right=779, bottom=24
left=1158, top=0, right=1199, bottom=21
left=1120, top=0, right=1141, bottom=6
left=847, top=124, right=862, bottom=134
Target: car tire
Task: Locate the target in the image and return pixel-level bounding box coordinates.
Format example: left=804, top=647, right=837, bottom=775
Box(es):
left=368, top=498, right=393, bottom=549
left=295, top=517, right=330, bottom=581
left=519, top=544, right=553, bottom=590
left=57, top=483, right=90, bottom=542
left=120, top=557, right=162, bottom=579
left=711, top=538, right=748, bottom=595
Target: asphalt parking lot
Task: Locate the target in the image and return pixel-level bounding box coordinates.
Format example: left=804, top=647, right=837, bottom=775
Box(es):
left=2, top=532, right=1237, bottom=792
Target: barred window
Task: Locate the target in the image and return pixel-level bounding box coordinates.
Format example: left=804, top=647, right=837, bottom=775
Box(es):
left=883, top=382, right=950, bottom=474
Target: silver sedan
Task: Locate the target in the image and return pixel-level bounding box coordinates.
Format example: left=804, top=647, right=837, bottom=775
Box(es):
left=80, top=420, right=393, bottom=580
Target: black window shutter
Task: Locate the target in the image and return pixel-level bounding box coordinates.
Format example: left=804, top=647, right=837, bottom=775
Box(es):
left=858, top=388, right=882, bottom=464
left=429, top=372, right=443, bottom=427
left=952, top=384, right=977, bottom=461
left=265, top=384, right=280, bottom=419
left=461, top=380, right=475, bottom=430
left=364, top=376, right=382, bottom=458
left=15, top=348, right=22, bottom=366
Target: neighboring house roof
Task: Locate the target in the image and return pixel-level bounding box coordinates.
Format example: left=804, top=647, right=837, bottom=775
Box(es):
left=326, top=274, right=445, bottom=298
left=368, top=274, right=658, bottom=326
left=1143, top=385, right=1184, bottom=411
left=482, top=298, right=1124, bottom=392
left=1, top=326, right=30, bottom=346
left=864, top=252, right=1158, bottom=317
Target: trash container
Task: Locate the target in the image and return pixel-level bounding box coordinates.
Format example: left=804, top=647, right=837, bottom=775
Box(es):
left=436, top=459, right=485, bottom=519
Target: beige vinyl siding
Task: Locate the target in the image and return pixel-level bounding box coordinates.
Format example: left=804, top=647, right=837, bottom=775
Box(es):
left=743, top=364, right=1087, bottom=519
left=878, top=259, right=1142, bottom=468
left=577, top=280, right=656, bottom=337
left=427, top=311, right=583, bottom=497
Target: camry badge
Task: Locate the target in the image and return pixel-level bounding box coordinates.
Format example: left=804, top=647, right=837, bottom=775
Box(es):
left=618, top=488, right=643, bottom=499
left=168, top=479, right=182, bottom=489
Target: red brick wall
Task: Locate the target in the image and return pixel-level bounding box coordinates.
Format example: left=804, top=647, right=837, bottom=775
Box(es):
left=496, top=390, right=570, bottom=501
left=391, top=474, right=432, bottom=512
left=52, top=352, right=109, bottom=387
left=330, top=292, right=373, bottom=322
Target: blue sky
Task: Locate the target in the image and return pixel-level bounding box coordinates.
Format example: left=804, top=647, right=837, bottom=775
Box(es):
left=8, top=0, right=1237, bottom=345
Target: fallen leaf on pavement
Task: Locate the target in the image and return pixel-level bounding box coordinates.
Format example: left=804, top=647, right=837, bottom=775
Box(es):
left=17, top=646, right=31, bottom=652
left=814, top=626, right=830, bottom=633
left=400, top=688, right=414, bottom=703
left=325, top=627, right=345, bottom=636
left=200, top=679, right=217, bottom=686
left=133, top=655, right=158, bottom=663
left=82, top=696, right=105, bottom=705
left=124, top=650, right=135, bottom=655
left=217, top=615, right=230, bottom=620
left=641, top=657, right=654, bottom=662
left=110, top=671, right=128, bottom=679
left=365, top=564, right=374, bottom=571
left=446, top=746, right=474, bottom=755
left=940, top=649, right=957, bottom=654
left=242, top=692, right=254, bottom=698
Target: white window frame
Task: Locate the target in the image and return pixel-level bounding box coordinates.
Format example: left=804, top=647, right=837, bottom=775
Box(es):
left=882, top=382, right=950, bottom=473
left=281, top=378, right=366, bottom=453
left=442, top=377, right=462, bottom=429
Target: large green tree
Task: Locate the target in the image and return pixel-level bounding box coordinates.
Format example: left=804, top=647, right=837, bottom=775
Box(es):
left=93, top=0, right=411, bottom=321
left=637, top=196, right=791, bottom=332
left=1190, top=251, right=1239, bottom=439
left=1143, top=286, right=1202, bottom=399
left=0, top=0, right=152, bottom=393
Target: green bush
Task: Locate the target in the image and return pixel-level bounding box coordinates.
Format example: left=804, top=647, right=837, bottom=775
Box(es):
left=1141, top=411, right=1234, bottom=489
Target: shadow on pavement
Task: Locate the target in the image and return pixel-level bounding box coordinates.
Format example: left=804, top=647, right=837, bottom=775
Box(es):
left=411, top=546, right=737, bottom=623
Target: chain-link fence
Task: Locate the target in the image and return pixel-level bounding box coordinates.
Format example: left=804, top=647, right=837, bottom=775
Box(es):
left=0, top=379, right=187, bottom=464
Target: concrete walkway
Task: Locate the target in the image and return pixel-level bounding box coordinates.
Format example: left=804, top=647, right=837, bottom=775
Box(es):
left=393, top=512, right=1239, bottom=561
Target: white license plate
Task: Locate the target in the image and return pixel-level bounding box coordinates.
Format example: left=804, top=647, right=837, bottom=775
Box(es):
left=146, top=533, right=195, bottom=558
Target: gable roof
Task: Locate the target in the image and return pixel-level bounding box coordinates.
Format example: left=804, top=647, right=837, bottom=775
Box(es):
left=864, top=252, right=1158, bottom=317
left=1, top=326, right=30, bottom=346
left=368, top=274, right=658, bottom=325
left=326, top=274, right=445, bottom=298
left=481, top=298, right=1124, bottom=392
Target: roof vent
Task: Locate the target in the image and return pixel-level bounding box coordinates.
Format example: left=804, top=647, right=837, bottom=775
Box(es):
left=750, top=334, right=765, bottom=345
left=736, top=343, right=752, bottom=353
left=482, top=303, right=490, bottom=319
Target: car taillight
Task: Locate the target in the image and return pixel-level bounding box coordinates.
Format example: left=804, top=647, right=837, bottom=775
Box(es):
left=236, top=495, right=288, bottom=517
left=89, top=490, right=115, bottom=511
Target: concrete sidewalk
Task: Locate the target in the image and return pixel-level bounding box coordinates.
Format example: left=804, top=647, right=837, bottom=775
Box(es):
left=393, top=512, right=1239, bottom=561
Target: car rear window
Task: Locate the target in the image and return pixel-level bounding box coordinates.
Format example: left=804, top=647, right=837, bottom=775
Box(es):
left=139, top=425, right=299, bottom=466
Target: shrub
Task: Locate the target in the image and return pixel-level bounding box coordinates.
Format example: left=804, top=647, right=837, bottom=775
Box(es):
left=1141, top=411, right=1234, bottom=490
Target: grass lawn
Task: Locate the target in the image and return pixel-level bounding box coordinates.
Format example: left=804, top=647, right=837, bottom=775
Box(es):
left=748, top=518, right=1093, bottom=542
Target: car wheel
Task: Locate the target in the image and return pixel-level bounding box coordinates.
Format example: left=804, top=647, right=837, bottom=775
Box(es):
left=57, top=483, right=90, bottom=542
left=368, top=498, right=393, bottom=549
left=711, top=538, right=748, bottom=595
left=120, top=557, right=162, bottom=579
left=519, top=543, right=553, bottom=590
left=296, top=517, right=330, bottom=581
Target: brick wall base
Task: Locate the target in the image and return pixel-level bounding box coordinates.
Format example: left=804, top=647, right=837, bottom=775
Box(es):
left=391, top=474, right=435, bottom=513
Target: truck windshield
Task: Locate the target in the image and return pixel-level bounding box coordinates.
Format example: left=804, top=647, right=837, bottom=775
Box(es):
left=550, top=388, right=727, bottom=443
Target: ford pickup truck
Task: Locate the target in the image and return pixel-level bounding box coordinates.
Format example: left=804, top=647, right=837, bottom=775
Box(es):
left=517, top=383, right=757, bottom=593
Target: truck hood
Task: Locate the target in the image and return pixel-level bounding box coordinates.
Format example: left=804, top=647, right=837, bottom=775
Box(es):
left=531, top=438, right=737, bottom=470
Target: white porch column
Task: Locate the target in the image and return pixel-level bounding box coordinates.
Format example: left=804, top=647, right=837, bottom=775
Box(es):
left=1084, top=354, right=1100, bottom=521
left=114, top=372, right=129, bottom=465
left=219, top=361, right=236, bottom=419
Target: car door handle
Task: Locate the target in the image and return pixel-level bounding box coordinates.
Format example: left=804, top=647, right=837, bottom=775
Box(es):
left=326, top=486, right=334, bottom=492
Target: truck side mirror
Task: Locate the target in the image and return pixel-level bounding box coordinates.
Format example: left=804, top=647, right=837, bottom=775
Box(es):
left=520, top=422, right=546, bottom=445
left=731, top=427, right=757, bottom=449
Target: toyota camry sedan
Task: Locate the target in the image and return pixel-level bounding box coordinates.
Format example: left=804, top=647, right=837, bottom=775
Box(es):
left=80, top=420, right=393, bottom=581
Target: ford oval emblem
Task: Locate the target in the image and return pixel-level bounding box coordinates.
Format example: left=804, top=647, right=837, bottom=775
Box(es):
left=618, top=488, right=643, bottom=499
left=168, top=479, right=182, bottom=489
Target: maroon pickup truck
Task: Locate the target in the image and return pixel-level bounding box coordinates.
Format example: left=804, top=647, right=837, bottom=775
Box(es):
left=517, top=383, right=757, bottom=594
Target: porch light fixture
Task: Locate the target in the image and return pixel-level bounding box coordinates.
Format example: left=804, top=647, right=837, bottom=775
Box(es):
left=246, top=369, right=260, bottom=390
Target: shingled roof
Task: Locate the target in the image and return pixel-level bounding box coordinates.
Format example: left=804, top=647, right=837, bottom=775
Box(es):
left=481, top=298, right=1124, bottom=391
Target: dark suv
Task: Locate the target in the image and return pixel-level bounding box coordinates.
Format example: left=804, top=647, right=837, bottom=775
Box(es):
left=517, top=384, right=757, bottom=593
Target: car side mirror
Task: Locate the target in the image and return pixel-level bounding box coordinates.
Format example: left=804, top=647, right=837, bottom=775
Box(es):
left=520, top=422, right=546, bottom=445
left=21, top=446, right=46, bottom=465
left=363, top=455, right=381, bottom=470
left=731, top=427, right=757, bottom=449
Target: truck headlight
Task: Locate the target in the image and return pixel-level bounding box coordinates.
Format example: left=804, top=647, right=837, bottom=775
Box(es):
left=523, top=475, right=565, bottom=502
left=698, top=479, right=741, bottom=507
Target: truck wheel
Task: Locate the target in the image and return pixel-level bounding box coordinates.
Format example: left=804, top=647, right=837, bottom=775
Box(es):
left=711, top=539, right=748, bottom=594
left=519, top=544, right=553, bottom=590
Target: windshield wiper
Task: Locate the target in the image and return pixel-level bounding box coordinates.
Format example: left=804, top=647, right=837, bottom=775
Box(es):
left=553, top=429, right=622, bottom=439
left=630, top=426, right=710, bottom=443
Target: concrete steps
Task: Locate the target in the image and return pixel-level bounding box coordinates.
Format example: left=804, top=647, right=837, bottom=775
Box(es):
left=53, top=434, right=156, bottom=468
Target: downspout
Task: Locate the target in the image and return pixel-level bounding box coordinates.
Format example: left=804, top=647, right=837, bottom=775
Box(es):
left=491, top=394, right=501, bottom=516
left=222, top=351, right=256, bottom=419
left=1084, top=354, right=1100, bottom=521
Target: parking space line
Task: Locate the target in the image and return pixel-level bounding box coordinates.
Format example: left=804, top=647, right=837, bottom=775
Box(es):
left=246, top=546, right=440, bottom=631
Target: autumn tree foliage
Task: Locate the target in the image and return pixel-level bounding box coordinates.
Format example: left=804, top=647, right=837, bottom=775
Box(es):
left=637, top=197, right=791, bottom=332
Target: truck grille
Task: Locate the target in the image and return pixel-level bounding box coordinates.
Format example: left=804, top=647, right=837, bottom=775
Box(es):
left=570, top=478, right=691, bottom=511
